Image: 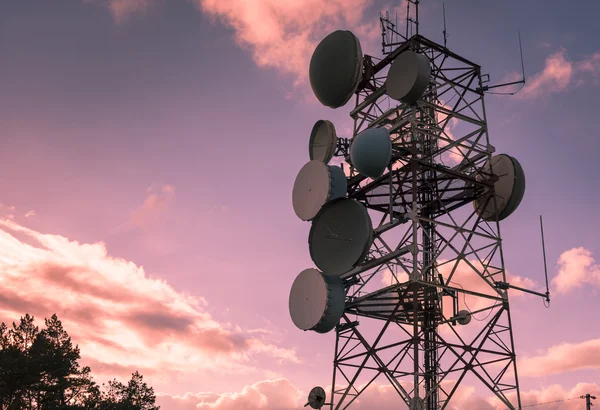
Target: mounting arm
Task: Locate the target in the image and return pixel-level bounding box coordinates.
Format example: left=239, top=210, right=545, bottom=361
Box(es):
left=494, top=215, right=552, bottom=305
left=476, top=29, right=526, bottom=94
left=494, top=281, right=550, bottom=303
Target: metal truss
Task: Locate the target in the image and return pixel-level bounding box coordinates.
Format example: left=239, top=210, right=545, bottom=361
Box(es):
left=328, top=26, right=522, bottom=410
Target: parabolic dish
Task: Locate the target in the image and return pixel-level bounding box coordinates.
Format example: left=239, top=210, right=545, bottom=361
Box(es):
left=292, top=160, right=348, bottom=221
left=307, top=386, right=327, bottom=409
left=456, top=309, right=472, bottom=325
left=386, top=50, right=431, bottom=104
left=309, top=120, right=338, bottom=163
left=473, top=154, right=526, bottom=221
left=350, top=127, right=393, bottom=179
left=309, top=30, right=363, bottom=108
left=288, top=268, right=346, bottom=334
left=309, top=198, right=373, bottom=276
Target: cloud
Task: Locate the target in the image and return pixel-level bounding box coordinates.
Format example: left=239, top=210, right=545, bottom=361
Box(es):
left=512, top=48, right=600, bottom=99
left=158, top=377, right=600, bottom=410
left=107, top=0, right=154, bottom=23
left=518, top=338, right=600, bottom=377
left=552, top=247, right=600, bottom=293
left=489, top=382, right=600, bottom=410
left=158, top=378, right=303, bottom=410
left=130, top=183, right=176, bottom=228
left=24, top=210, right=36, bottom=218
left=518, top=49, right=573, bottom=99
left=0, top=203, right=17, bottom=220
left=436, top=102, right=463, bottom=165
left=193, top=0, right=382, bottom=86
left=0, top=218, right=298, bottom=385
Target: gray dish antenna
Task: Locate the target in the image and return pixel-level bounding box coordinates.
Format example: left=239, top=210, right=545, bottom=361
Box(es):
left=350, top=127, right=393, bottom=179
left=305, top=386, right=329, bottom=409
left=289, top=268, right=346, bottom=334
left=386, top=50, right=431, bottom=104
left=309, top=198, right=373, bottom=276
left=293, top=160, right=347, bottom=221
left=309, top=30, right=363, bottom=108
left=309, top=120, right=338, bottom=163
left=473, top=154, right=526, bottom=221
left=456, top=309, right=472, bottom=325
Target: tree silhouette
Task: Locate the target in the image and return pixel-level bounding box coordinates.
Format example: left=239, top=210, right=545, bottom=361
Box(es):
left=0, top=313, right=159, bottom=410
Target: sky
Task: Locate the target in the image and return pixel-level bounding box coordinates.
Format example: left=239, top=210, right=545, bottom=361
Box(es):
left=1, top=0, right=600, bottom=409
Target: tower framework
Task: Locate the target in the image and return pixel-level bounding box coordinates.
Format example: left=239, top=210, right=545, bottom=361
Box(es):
left=327, top=11, right=523, bottom=410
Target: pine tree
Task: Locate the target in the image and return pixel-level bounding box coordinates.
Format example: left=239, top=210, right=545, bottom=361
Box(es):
left=0, top=313, right=160, bottom=410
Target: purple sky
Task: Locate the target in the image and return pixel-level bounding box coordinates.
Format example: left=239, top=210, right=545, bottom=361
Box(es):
left=1, top=0, right=599, bottom=408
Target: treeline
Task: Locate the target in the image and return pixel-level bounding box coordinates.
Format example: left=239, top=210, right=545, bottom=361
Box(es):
left=0, top=313, right=159, bottom=410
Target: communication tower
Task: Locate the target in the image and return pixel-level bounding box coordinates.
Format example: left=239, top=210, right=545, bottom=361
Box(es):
left=289, top=2, right=550, bottom=409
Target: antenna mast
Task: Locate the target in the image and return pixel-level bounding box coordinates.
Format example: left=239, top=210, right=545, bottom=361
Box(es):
left=291, top=2, right=550, bottom=410
left=442, top=3, right=448, bottom=47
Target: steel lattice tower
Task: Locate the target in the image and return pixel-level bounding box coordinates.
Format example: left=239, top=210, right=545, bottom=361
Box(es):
left=325, top=6, right=525, bottom=410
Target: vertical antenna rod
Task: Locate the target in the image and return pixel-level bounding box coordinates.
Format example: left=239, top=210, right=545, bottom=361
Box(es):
left=442, top=3, right=448, bottom=47
left=540, top=215, right=550, bottom=302
left=518, top=29, right=526, bottom=81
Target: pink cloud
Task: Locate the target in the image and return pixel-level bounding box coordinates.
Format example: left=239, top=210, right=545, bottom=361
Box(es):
left=511, top=48, right=600, bottom=99
left=158, top=377, right=600, bottom=410
left=130, top=183, right=176, bottom=228
left=0, top=202, right=17, bottom=220
left=490, top=382, right=600, bottom=410
left=576, top=52, right=600, bottom=77
left=0, top=218, right=298, bottom=386
left=552, top=247, right=600, bottom=293
left=518, top=338, right=600, bottom=377
left=436, top=102, right=463, bottom=165
left=518, top=49, right=573, bottom=99
left=157, top=378, right=302, bottom=410
left=193, top=0, right=380, bottom=86
left=107, top=0, right=154, bottom=23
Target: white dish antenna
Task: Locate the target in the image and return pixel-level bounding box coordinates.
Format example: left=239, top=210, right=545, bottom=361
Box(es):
left=309, top=120, right=338, bottom=163
left=309, top=30, right=363, bottom=108
left=289, top=268, right=346, bottom=334
left=349, top=127, right=392, bottom=179
left=292, top=160, right=347, bottom=221
left=308, top=198, right=374, bottom=276
left=456, top=309, right=472, bottom=325
left=473, top=154, right=526, bottom=221
left=386, top=50, right=431, bottom=104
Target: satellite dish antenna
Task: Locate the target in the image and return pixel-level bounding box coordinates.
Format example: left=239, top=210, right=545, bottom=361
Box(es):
left=305, top=386, right=328, bottom=409
left=349, top=127, right=393, bottom=179
left=386, top=50, right=431, bottom=104
left=309, top=120, right=338, bottom=163
left=456, top=309, right=472, bottom=325
left=289, top=268, right=346, bottom=333
left=309, top=30, right=363, bottom=108
left=308, top=198, right=374, bottom=276
left=473, top=154, right=526, bottom=221
left=293, top=160, right=347, bottom=221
